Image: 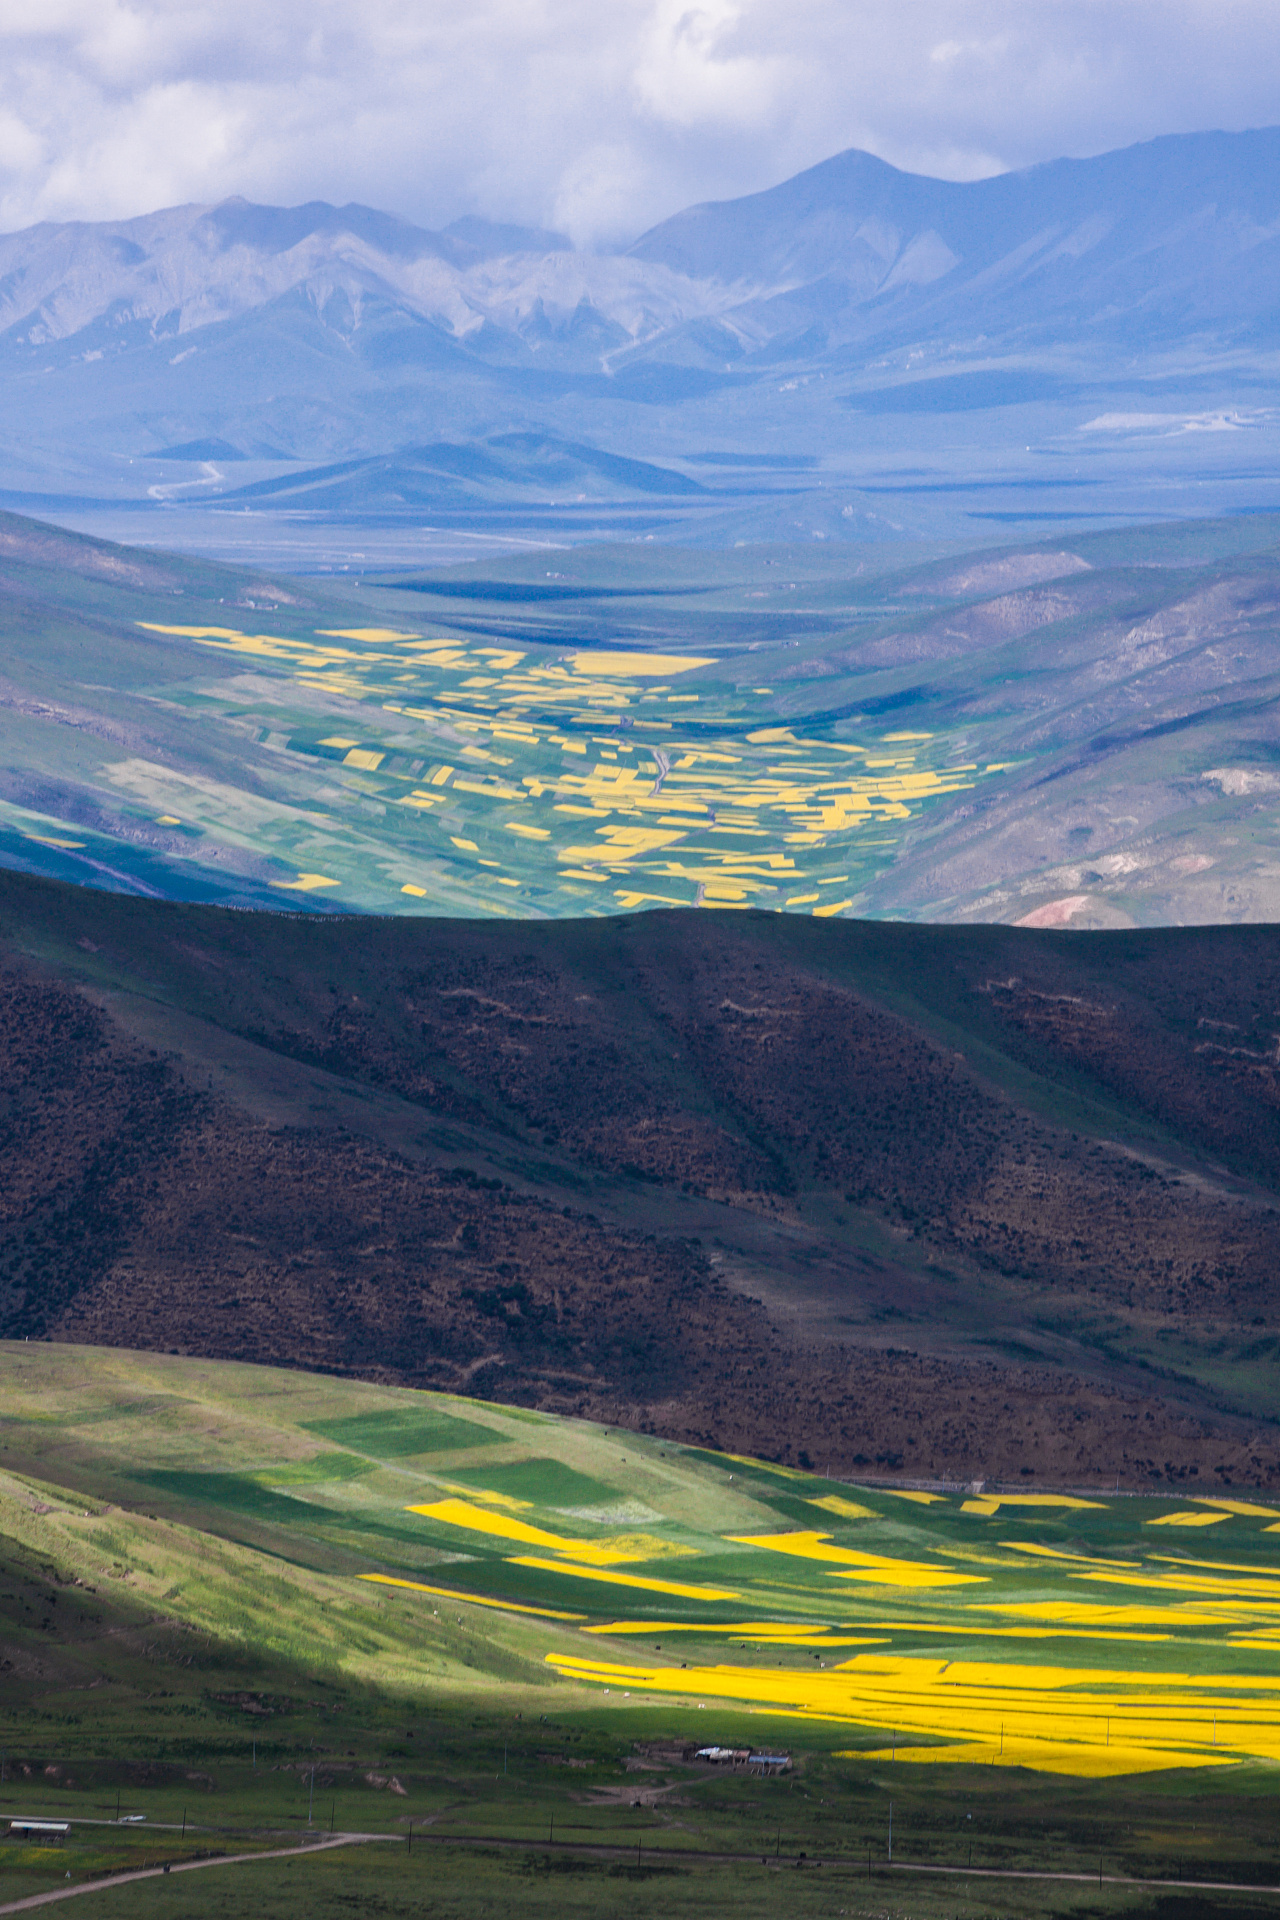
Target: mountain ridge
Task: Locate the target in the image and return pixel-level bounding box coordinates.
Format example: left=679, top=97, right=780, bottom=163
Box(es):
left=2, top=125, right=1278, bottom=517
left=8, top=126, right=1280, bottom=361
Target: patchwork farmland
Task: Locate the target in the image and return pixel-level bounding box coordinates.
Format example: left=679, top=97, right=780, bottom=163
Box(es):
left=5, top=1344, right=1280, bottom=1778
left=120, top=621, right=990, bottom=915
left=5, top=1346, right=1280, bottom=1913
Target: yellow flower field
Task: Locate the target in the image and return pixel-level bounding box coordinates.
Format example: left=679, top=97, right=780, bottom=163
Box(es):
left=407, top=1495, right=692, bottom=1565
left=1, top=1349, right=1277, bottom=1787
left=544, top=1646, right=1280, bottom=1776
left=727, top=1531, right=985, bottom=1586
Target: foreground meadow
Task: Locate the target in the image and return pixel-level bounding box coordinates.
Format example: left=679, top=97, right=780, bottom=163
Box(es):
left=2, top=1342, right=1279, bottom=1912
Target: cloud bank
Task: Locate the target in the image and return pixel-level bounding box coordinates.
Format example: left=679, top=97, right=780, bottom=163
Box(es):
left=1, top=0, right=1278, bottom=244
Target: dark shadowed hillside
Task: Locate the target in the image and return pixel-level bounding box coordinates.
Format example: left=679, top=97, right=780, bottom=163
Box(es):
left=2, top=868, right=1279, bottom=1488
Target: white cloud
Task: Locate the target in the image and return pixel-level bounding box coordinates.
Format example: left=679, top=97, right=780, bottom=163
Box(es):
left=633, top=0, right=791, bottom=130
left=0, top=0, right=1276, bottom=245
left=553, top=143, right=652, bottom=243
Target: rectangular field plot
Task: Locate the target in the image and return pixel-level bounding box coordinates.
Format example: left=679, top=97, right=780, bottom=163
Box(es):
left=303, top=1407, right=506, bottom=1455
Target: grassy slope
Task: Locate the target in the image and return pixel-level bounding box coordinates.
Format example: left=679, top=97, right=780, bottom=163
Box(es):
left=3, top=1346, right=1280, bottom=1916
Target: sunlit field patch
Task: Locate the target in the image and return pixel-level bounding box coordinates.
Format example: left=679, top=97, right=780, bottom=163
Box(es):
left=544, top=1647, right=1280, bottom=1777
left=962, top=1494, right=1106, bottom=1516
left=728, top=1531, right=985, bottom=1586
left=505, top=1558, right=740, bottom=1599
left=807, top=1494, right=877, bottom=1520
left=406, top=1496, right=692, bottom=1564
left=1147, top=1510, right=1233, bottom=1527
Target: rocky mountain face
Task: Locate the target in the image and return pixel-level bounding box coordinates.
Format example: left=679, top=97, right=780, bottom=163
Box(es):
left=5, top=130, right=1279, bottom=381
left=0, top=128, right=1277, bottom=502
left=628, top=130, right=1280, bottom=359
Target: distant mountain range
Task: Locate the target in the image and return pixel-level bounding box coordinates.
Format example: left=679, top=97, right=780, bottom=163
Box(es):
left=8, top=129, right=1280, bottom=376
left=0, top=128, right=1278, bottom=531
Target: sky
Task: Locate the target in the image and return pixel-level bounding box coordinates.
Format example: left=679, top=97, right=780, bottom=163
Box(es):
left=1, top=0, right=1278, bottom=245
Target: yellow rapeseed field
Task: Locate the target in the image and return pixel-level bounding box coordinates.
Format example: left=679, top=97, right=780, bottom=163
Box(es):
left=391, top=1431, right=1280, bottom=1779
left=728, top=1531, right=985, bottom=1586
left=137, top=622, right=997, bottom=914
left=544, top=1647, right=1280, bottom=1776
left=406, top=1497, right=691, bottom=1564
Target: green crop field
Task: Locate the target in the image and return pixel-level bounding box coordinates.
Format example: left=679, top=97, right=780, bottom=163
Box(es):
left=2, top=1344, right=1280, bottom=1914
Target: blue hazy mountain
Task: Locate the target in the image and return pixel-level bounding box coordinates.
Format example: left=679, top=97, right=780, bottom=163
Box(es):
left=0, top=128, right=1276, bottom=524
left=214, top=434, right=708, bottom=511
left=627, top=129, right=1280, bottom=359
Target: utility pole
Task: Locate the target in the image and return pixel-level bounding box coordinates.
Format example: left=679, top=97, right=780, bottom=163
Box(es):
left=181, top=1809, right=186, bottom=1839
left=888, top=1801, right=893, bottom=1864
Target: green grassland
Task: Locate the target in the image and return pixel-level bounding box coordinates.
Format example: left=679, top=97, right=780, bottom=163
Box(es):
left=2, top=1345, right=1280, bottom=1914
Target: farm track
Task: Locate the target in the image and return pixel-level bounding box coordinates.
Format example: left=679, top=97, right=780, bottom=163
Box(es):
left=0, top=1833, right=392, bottom=1914
left=7, top=1827, right=1279, bottom=1908
left=343, top=1826, right=1280, bottom=1896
